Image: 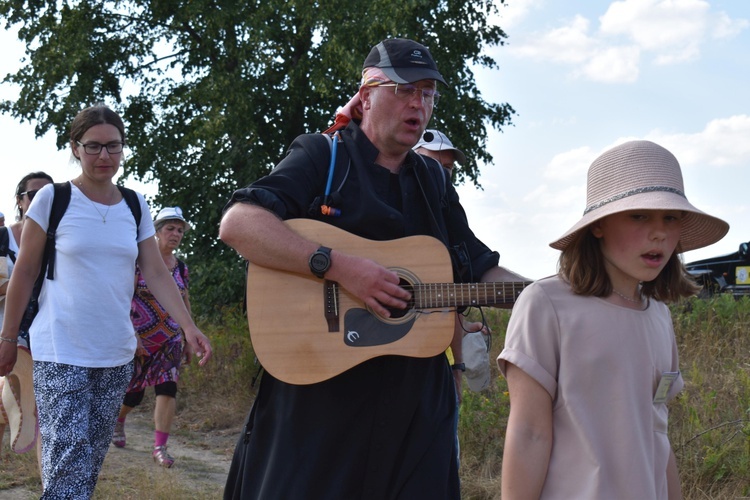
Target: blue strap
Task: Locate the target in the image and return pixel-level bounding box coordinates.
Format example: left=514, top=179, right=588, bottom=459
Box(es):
left=324, top=131, right=340, bottom=199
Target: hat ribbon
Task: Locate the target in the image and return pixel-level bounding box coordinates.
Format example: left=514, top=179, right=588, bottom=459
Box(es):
left=584, top=186, right=686, bottom=215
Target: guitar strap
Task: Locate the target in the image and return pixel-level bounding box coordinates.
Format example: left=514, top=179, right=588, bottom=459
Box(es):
left=413, top=155, right=471, bottom=281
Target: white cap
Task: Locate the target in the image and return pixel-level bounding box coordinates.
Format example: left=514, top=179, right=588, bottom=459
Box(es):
left=0, top=211, right=4, bottom=218
left=154, top=206, right=191, bottom=231
left=413, top=129, right=466, bottom=165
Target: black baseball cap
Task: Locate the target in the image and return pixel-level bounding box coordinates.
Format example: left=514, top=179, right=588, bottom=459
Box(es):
left=363, top=38, right=447, bottom=86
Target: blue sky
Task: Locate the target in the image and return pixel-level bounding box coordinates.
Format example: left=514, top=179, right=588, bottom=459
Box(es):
left=459, top=0, right=750, bottom=279
left=2, top=0, right=748, bottom=281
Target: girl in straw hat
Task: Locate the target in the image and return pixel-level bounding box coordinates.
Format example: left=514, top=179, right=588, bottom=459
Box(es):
left=498, top=140, right=728, bottom=499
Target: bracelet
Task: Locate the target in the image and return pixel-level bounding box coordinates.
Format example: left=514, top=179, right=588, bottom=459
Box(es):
left=451, top=362, right=466, bottom=372
left=0, top=336, right=18, bottom=344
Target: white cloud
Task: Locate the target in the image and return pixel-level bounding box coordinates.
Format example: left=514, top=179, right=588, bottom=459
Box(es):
left=646, top=114, right=750, bottom=167
left=600, top=0, right=709, bottom=63
left=597, top=0, right=749, bottom=64
left=713, top=10, right=750, bottom=38
left=507, top=0, right=748, bottom=81
left=543, top=146, right=594, bottom=180
left=524, top=183, right=584, bottom=211
left=510, top=14, right=595, bottom=64
left=578, top=45, right=640, bottom=82
left=493, top=0, right=544, bottom=29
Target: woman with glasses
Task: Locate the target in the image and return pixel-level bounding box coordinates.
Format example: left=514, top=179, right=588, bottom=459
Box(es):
left=0, top=105, right=213, bottom=499
left=2, top=172, right=54, bottom=343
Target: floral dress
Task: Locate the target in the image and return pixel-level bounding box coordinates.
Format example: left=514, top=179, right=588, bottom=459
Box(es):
left=126, top=261, right=188, bottom=392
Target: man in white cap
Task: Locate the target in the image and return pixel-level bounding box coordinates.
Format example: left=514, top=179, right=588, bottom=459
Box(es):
left=0, top=212, right=5, bottom=227
left=413, top=129, right=466, bottom=173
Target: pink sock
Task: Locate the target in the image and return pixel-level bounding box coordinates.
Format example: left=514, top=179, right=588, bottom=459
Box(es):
left=117, top=417, right=126, bottom=424
left=154, top=430, right=169, bottom=448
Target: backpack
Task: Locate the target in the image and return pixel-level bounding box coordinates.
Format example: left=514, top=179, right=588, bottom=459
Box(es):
left=310, top=132, right=449, bottom=217
left=176, top=258, right=187, bottom=285
left=20, top=182, right=142, bottom=332
left=0, top=226, right=15, bottom=264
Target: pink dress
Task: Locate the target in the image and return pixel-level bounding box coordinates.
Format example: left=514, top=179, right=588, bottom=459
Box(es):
left=498, top=276, right=683, bottom=499
left=126, top=262, right=188, bottom=392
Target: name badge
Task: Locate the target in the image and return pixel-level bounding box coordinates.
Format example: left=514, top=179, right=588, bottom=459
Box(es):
left=654, top=371, right=679, bottom=404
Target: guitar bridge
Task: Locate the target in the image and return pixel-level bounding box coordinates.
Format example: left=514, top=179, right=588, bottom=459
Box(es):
left=324, top=280, right=340, bottom=332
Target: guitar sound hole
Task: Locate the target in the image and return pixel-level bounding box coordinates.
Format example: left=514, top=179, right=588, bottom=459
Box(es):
left=386, top=279, right=415, bottom=319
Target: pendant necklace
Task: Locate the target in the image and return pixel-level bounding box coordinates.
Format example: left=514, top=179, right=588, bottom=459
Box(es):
left=612, top=288, right=642, bottom=304
left=77, top=181, right=115, bottom=224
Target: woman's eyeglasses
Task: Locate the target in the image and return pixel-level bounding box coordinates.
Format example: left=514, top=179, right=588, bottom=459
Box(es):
left=20, top=189, right=39, bottom=202
left=75, top=141, right=125, bottom=155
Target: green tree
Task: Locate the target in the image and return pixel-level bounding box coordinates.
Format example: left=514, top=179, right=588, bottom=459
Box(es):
left=0, top=0, right=514, bottom=317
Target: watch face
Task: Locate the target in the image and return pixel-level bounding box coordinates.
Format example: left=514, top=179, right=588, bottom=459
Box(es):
left=311, top=253, right=329, bottom=271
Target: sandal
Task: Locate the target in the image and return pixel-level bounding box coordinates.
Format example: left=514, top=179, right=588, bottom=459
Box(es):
left=153, top=445, right=175, bottom=468
left=112, top=421, right=126, bottom=448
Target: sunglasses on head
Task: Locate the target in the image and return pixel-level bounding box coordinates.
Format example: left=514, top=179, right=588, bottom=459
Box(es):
left=20, top=189, right=40, bottom=202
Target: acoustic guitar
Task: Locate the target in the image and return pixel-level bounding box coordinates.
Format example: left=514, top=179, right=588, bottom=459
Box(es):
left=246, top=218, right=530, bottom=385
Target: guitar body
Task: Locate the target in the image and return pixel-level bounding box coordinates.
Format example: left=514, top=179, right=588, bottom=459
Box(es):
left=247, top=218, right=455, bottom=385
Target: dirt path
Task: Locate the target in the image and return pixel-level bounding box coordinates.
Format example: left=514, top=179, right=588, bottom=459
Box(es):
left=1, top=409, right=242, bottom=499
left=101, top=410, right=238, bottom=491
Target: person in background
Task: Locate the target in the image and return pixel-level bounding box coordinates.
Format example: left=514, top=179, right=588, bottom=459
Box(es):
left=0, top=172, right=54, bottom=475
left=112, top=206, right=194, bottom=468
left=0, top=212, right=5, bottom=227
left=2, top=172, right=54, bottom=346
left=220, top=38, right=526, bottom=499
left=414, top=129, right=493, bottom=469
left=413, top=128, right=467, bottom=173
left=413, top=129, right=491, bottom=397
left=498, top=140, right=729, bottom=499
left=0, top=105, right=212, bottom=498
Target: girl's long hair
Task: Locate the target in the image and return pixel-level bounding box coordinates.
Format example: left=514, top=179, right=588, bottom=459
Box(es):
left=558, top=227, right=699, bottom=303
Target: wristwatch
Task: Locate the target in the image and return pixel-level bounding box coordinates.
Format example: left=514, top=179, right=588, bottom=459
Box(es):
left=451, top=363, right=466, bottom=372
left=309, top=246, right=332, bottom=279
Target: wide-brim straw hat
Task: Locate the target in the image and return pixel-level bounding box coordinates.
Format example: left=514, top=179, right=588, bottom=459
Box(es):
left=550, top=140, right=729, bottom=252
left=0, top=346, right=38, bottom=453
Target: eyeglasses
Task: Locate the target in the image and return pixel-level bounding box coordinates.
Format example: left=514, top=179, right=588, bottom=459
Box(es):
left=20, top=189, right=40, bottom=202
left=378, top=83, right=441, bottom=107
left=75, top=141, right=125, bottom=155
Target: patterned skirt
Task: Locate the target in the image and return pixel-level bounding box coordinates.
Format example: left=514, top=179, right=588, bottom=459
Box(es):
left=126, top=335, right=183, bottom=393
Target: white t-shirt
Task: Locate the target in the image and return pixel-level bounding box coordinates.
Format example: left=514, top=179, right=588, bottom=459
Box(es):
left=26, top=182, right=155, bottom=367
left=0, top=226, right=19, bottom=327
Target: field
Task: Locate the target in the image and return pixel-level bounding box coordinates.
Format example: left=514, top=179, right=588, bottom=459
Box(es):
left=2, top=295, right=750, bottom=498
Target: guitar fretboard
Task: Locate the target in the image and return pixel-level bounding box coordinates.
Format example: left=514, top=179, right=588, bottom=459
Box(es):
left=413, top=282, right=532, bottom=309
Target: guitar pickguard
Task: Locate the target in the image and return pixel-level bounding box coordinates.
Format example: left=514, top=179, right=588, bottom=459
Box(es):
left=344, top=308, right=416, bottom=347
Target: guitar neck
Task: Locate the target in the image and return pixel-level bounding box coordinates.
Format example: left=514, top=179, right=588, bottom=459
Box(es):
left=414, top=281, right=532, bottom=309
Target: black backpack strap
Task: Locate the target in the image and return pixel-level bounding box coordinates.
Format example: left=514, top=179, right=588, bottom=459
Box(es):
left=413, top=154, right=450, bottom=246
left=176, top=258, right=187, bottom=285
left=117, top=186, right=142, bottom=239
left=43, top=182, right=72, bottom=280
left=21, top=181, right=71, bottom=332
left=0, top=227, right=14, bottom=264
